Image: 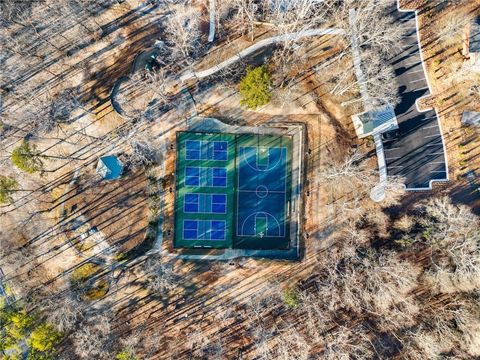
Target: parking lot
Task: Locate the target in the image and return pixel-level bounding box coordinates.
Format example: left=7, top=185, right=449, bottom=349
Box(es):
left=383, top=9, right=448, bottom=189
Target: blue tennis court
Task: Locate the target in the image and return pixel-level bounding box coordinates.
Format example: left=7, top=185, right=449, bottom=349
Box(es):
left=184, top=193, right=227, bottom=214
left=183, top=220, right=226, bottom=240
left=185, top=140, right=228, bottom=161
left=184, top=167, right=227, bottom=187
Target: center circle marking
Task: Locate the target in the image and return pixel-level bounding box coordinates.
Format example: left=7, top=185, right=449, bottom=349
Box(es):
left=256, top=185, right=268, bottom=198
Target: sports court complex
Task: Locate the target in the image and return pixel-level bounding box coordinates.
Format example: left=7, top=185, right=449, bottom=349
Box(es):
left=174, top=131, right=293, bottom=250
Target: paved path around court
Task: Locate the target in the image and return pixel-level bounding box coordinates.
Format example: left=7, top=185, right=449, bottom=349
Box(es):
left=180, top=28, right=345, bottom=82
left=153, top=118, right=304, bottom=260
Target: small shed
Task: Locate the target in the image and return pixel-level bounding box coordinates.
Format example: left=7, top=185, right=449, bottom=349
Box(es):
left=461, top=111, right=480, bottom=127
left=351, top=105, right=398, bottom=138
left=96, top=155, right=124, bottom=180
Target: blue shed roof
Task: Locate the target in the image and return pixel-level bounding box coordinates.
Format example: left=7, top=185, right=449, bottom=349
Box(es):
left=96, top=155, right=123, bottom=180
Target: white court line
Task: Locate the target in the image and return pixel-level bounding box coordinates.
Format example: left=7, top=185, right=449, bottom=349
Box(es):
left=425, top=134, right=440, bottom=138
left=238, top=189, right=285, bottom=194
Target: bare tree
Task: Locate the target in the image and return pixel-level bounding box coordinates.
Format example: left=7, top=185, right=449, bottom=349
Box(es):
left=143, top=256, right=178, bottom=294
left=418, top=197, right=480, bottom=292
left=73, top=314, right=113, bottom=359
left=42, top=289, right=85, bottom=332
left=320, top=150, right=378, bottom=191
left=165, top=5, right=203, bottom=61
left=322, top=324, right=374, bottom=359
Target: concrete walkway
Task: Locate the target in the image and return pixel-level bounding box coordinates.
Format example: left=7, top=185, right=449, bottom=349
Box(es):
left=348, top=9, right=371, bottom=107
left=208, top=0, right=215, bottom=42
left=349, top=8, right=388, bottom=201
left=180, top=28, right=345, bottom=82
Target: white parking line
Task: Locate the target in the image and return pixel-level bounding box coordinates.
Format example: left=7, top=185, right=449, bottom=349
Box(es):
left=421, top=116, right=436, bottom=121
left=426, top=143, right=442, bottom=147
left=429, top=152, right=444, bottom=155
left=423, top=124, right=439, bottom=129
left=384, top=147, right=400, bottom=151
left=425, top=134, right=440, bottom=138
left=409, top=78, right=426, bottom=84
left=386, top=156, right=401, bottom=160
left=431, top=170, right=446, bottom=173
left=416, top=86, right=429, bottom=91
left=409, top=69, right=424, bottom=74
left=388, top=165, right=404, bottom=168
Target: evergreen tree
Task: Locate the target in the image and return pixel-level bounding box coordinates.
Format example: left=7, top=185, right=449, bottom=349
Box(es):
left=0, top=176, right=18, bottom=204
left=11, top=141, right=44, bottom=174
left=239, top=65, right=272, bottom=109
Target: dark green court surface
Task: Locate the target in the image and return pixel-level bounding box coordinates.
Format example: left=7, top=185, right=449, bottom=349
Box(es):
left=174, top=132, right=292, bottom=250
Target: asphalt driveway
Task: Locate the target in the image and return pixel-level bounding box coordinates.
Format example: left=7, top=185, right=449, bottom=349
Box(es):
left=383, top=9, right=448, bottom=189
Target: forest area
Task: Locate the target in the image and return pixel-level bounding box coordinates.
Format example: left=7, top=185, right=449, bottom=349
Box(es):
left=0, top=0, right=479, bottom=359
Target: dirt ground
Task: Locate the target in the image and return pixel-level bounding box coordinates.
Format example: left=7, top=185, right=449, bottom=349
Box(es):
left=62, top=166, right=149, bottom=255
left=1, top=1, right=478, bottom=358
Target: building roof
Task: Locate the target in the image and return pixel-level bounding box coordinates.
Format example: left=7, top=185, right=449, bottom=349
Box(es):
left=462, top=111, right=480, bottom=126
left=96, top=155, right=123, bottom=180
left=352, top=105, right=398, bottom=138
left=470, top=17, right=480, bottom=53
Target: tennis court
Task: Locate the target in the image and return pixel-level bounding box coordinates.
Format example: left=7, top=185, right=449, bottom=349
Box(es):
left=174, top=132, right=292, bottom=249
left=174, top=132, right=235, bottom=248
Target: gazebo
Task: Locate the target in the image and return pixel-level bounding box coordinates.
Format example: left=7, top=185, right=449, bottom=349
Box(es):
left=96, top=155, right=124, bottom=180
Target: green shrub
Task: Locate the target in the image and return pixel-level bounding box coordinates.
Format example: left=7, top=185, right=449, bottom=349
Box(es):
left=70, top=263, right=109, bottom=301
left=239, top=65, right=272, bottom=109
left=0, top=175, right=18, bottom=204
left=115, top=252, right=128, bottom=262
left=27, top=323, right=62, bottom=353
left=116, top=348, right=138, bottom=360
left=282, top=288, right=300, bottom=309
left=71, top=263, right=101, bottom=284
left=394, top=236, right=415, bottom=248
left=11, top=141, right=43, bottom=173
